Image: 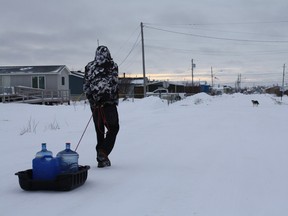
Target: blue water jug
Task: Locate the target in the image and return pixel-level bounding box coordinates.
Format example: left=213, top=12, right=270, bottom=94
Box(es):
left=32, top=156, right=60, bottom=180
left=56, top=143, right=79, bottom=173
left=35, top=143, right=53, bottom=158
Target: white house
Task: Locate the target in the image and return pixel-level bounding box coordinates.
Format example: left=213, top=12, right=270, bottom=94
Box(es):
left=0, top=65, right=71, bottom=104
left=0, top=65, right=70, bottom=94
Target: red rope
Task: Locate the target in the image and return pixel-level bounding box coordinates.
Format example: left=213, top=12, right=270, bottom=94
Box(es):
left=97, top=106, right=110, bottom=135
left=74, top=105, right=112, bottom=152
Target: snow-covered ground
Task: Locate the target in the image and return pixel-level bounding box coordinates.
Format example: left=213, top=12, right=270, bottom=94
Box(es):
left=1, top=93, right=288, bottom=216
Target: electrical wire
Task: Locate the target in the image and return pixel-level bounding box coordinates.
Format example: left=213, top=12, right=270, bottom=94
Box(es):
left=146, top=44, right=288, bottom=56
left=144, top=25, right=288, bottom=43
left=119, top=43, right=142, bottom=72
left=114, top=26, right=140, bottom=58
left=115, top=22, right=288, bottom=84
left=118, top=32, right=141, bottom=67
left=144, top=21, right=288, bottom=27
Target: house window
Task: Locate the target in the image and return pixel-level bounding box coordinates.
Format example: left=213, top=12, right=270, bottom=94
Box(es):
left=32, top=77, right=38, bottom=88
left=39, top=76, right=45, bottom=89
left=32, top=76, right=45, bottom=89
left=61, top=77, right=65, bottom=85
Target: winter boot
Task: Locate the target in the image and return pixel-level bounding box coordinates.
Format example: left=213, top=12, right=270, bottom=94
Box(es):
left=97, top=150, right=111, bottom=168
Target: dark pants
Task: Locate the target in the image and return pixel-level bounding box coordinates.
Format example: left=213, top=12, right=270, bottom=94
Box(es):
left=92, top=104, right=119, bottom=157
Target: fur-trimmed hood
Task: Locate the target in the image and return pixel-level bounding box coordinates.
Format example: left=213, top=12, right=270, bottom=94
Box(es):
left=95, top=46, right=113, bottom=66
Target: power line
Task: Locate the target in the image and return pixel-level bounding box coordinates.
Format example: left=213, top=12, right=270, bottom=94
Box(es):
left=144, top=25, right=288, bottom=43
left=144, top=21, right=288, bottom=26
left=119, top=46, right=142, bottom=72
left=181, top=26, right=287, bottom=38
left=119, top=23, right=287, bottom=85
left=146, top=44, right=288, bottom=56
left=114, top=26, right=140, bottom=57
left=118, top=32, right=141, bottom=67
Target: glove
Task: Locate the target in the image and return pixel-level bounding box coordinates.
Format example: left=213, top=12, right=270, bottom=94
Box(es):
left=86, top=94, right=95, bottom=107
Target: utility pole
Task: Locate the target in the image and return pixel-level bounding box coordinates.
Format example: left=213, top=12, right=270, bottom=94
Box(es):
left=191, top=59, right=195, bottom=86
left=281, top=64, right=285, bottom=101
left=140, top=22, right=147, bottom=97
left=211, top=67, right=213, bottom=87
left=239, top=73, right=241, bottom=90
left=235, top=74, right=241, bottom=92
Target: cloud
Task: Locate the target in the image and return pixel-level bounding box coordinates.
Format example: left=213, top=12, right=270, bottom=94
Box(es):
left=1, top=0, right=288, bottom=86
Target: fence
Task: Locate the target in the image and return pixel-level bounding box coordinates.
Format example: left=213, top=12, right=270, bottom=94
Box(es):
left=1, top=86, right=70, bottom=105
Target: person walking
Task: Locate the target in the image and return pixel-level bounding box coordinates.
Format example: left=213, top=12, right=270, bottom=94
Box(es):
left=83, top=45, right=120, bottom=168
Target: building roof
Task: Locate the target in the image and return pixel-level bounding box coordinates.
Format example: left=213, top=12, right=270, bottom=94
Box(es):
left=0, top=65, right=68, bottom=75
left=70, top=70, right=84, bottom=78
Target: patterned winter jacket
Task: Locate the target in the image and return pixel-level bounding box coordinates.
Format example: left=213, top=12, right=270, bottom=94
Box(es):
left=83, top=46, right=119, bottom=107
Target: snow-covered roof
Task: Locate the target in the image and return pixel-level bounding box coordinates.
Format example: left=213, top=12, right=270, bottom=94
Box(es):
left=131, top=79, right=144, bottom=84
left=0, top=65, right=68, bottom=75
left=70, top=71, right=84, bottom=78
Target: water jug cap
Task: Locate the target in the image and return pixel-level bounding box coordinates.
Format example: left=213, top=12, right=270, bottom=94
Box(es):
left=41, top=143, right=47, bottom=150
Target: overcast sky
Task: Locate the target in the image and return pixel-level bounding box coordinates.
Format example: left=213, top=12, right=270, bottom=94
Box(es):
left=1, top=0, right=288, bottom=86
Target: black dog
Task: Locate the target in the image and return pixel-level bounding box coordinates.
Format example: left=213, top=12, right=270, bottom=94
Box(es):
left=251, top=100, right=259, bottom=106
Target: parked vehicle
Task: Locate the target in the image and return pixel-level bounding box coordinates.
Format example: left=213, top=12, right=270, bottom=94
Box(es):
left=146, top=88, right=185, bottom=101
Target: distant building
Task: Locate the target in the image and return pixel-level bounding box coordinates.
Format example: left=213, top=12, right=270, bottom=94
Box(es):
left=199, top=81, right=210, bottom=93
left=0, top=65, right=70, bottom=94
left=118, top=77, right=148, bottom=98
left=0, top=65, right=71, bottom=104
left=69, top=71, right=84, bottom=96
left=147, top=81, right=186, bottom=93
left=265, top=85, right=288, bottom=96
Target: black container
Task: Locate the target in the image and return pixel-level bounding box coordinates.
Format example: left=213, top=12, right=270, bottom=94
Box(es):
left=15, top=165, right=90, bottom=191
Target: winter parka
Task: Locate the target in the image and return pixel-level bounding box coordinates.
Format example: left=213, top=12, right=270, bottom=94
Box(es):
left=83, top=46, right=119, bottom=107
